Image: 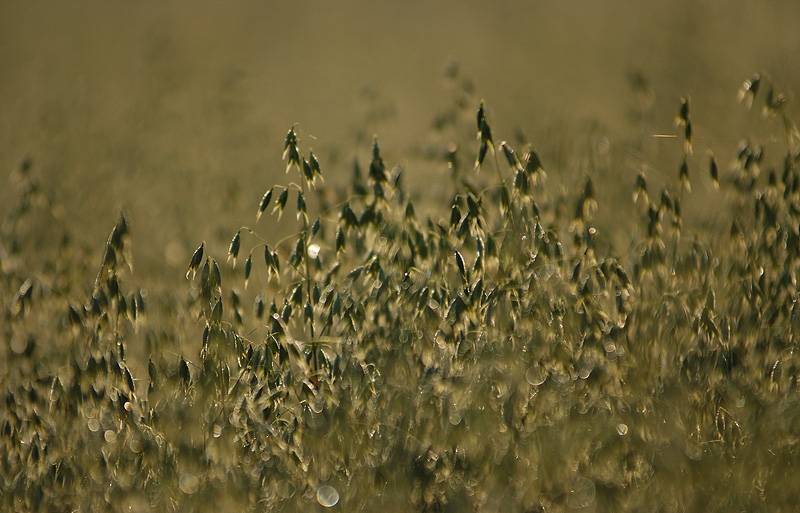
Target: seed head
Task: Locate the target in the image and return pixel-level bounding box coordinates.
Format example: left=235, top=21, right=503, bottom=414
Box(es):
left=186, top=242, right=204, bottom=280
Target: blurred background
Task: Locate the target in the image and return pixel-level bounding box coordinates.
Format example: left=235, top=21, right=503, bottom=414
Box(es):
left=2, top=0, right=799, bottom=291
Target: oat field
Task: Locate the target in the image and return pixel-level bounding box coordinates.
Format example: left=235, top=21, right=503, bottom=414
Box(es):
left=2, top=3, right=800, bottom=512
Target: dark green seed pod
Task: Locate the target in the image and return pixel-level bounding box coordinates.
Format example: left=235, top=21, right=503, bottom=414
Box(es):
left=455, top=251, right=467, bottom=283
left=254, top=295, right=265, bottom=318
left=244, top=253, right=253, bottom=288
left=475, top=141, right=489, bottom=170
left=274, top=188, right=289, bottom=219
left=450, top=204, right=461, bottom=228
left=679, top=158, right=691, bottom=193
left=709, top=155, right=719, bottom=189
left=302, top=158, right=314, bottom=187
left=336, top=227, right=346, bottom=253
left=290, top=284, right=303, bottom=306
left=210, top=299, right=223, bottom=324
left=179, top=358, right=191, bottom=387
left=228, top=231, right=241, bottom=268
left=501, top=141, right=522, bottom=171
left=309, top=151, right=322, bottom=178
left=257, top=188, right=273, bottom=221
left=296, top=192, right=307, bottom=221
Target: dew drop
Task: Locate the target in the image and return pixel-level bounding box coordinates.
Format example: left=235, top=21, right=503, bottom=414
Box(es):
left=525, top=364, right=547, bottom=386
left=129, top=438, right=143, bottom=453
left=179, top=473, right=200, bottom=495
left=310, top=395, right=324, bottom=414
left=616, top=423, right=629, bottom=436
left=566, top=476, right=596, bottom=509
left=308, top=244, right=321, bottom=259
left=104, top=429, right=117, bottom=443
left=316, top=485, right=339, bottom=507
left=87, top=418, right=100, bottom=432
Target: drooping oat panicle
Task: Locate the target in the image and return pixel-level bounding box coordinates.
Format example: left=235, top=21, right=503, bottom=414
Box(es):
left=289, top=236, right=305, bottom=268
left=254, top=294, right=265, bottom=318
left=210, top=258, right=222, bottom=290
left=684, top=120, right=693, bottom=155
left=475, top=141, right=489, bottom=171
left=309, top=151, right=323, bottom=183
left=296, top=191, right=307, bottom=222
left=671, top=197, right=682, bottom=236
left=660, top=188, right=673, bottom=213
left=274, top=188, right=289, bottom=219
left=466, top=194, right=481, bottom=220
left=523, top=146, right=546, bottom=185
left=450, top=203, right=461, bottom=228
left=304, top=300, right=314, bottom=327
left=257, top=188, right=273, bottom=221
left=473, top=236, right=484, bottom=272
left=782, top=117, right=800, bottom=149
left=677, top=97, right=690, bottom=127
left=455, top=250, right=468, bottom=284
left=302, top=158, right=314, bottom=188
left=679, top=158, right=691, bottom=193
left=283, top=128, right=301, bottom=173
left=264, top=244, right=275, bottom=273
left=230, top=290, right=243, bottom=326
left=514, top=168, right=529, bottom=195
left=228, top=231, right=241, bottom=268
left=311, top=217, right=321, bottom=238
left=647, top=204, right=661, bottom=239
left=763, top=86, right=787, bottom=118
left=339, top=202, right=359, bottom=230
left=289, top=283, right=303, bottom=306
left=244, top=253, right=252, bottom=289
left=271, top=248, right=280, bottom=275
left=179, top=357, right=191, bottom=388
left=571, top=178, right=597, bottom=231
left=210, top=298, right=223, bottom=325
left=738, top=73, right=761, bottom=108
left=335, top=227, right=346, bottom=254
left=405, top=201, right=415, bottom=221
left=709, top=154, right=719, bottom=189
left=633, top=170, right=648, bottom=203
left=369, top=137, right=388, bottom=184
left=109, top=211, right=133, bottom=271
left=186, top=242, right=204, bottom=279
left=477, top=100, right=493, bottom=145
left=500, top=141, right=522, bottom=172
left=475, top=101, right=495, bottom=172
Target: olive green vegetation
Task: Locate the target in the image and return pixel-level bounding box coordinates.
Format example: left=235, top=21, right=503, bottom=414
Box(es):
left=3, top=67, right=800, bottom=512
left=4, top=3, right=800, bottom=511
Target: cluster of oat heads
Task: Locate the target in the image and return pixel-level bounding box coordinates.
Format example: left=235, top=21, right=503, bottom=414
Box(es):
left=3, top=72, right=800, bottom=513
left=739, top=73, right=800, bottom=148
